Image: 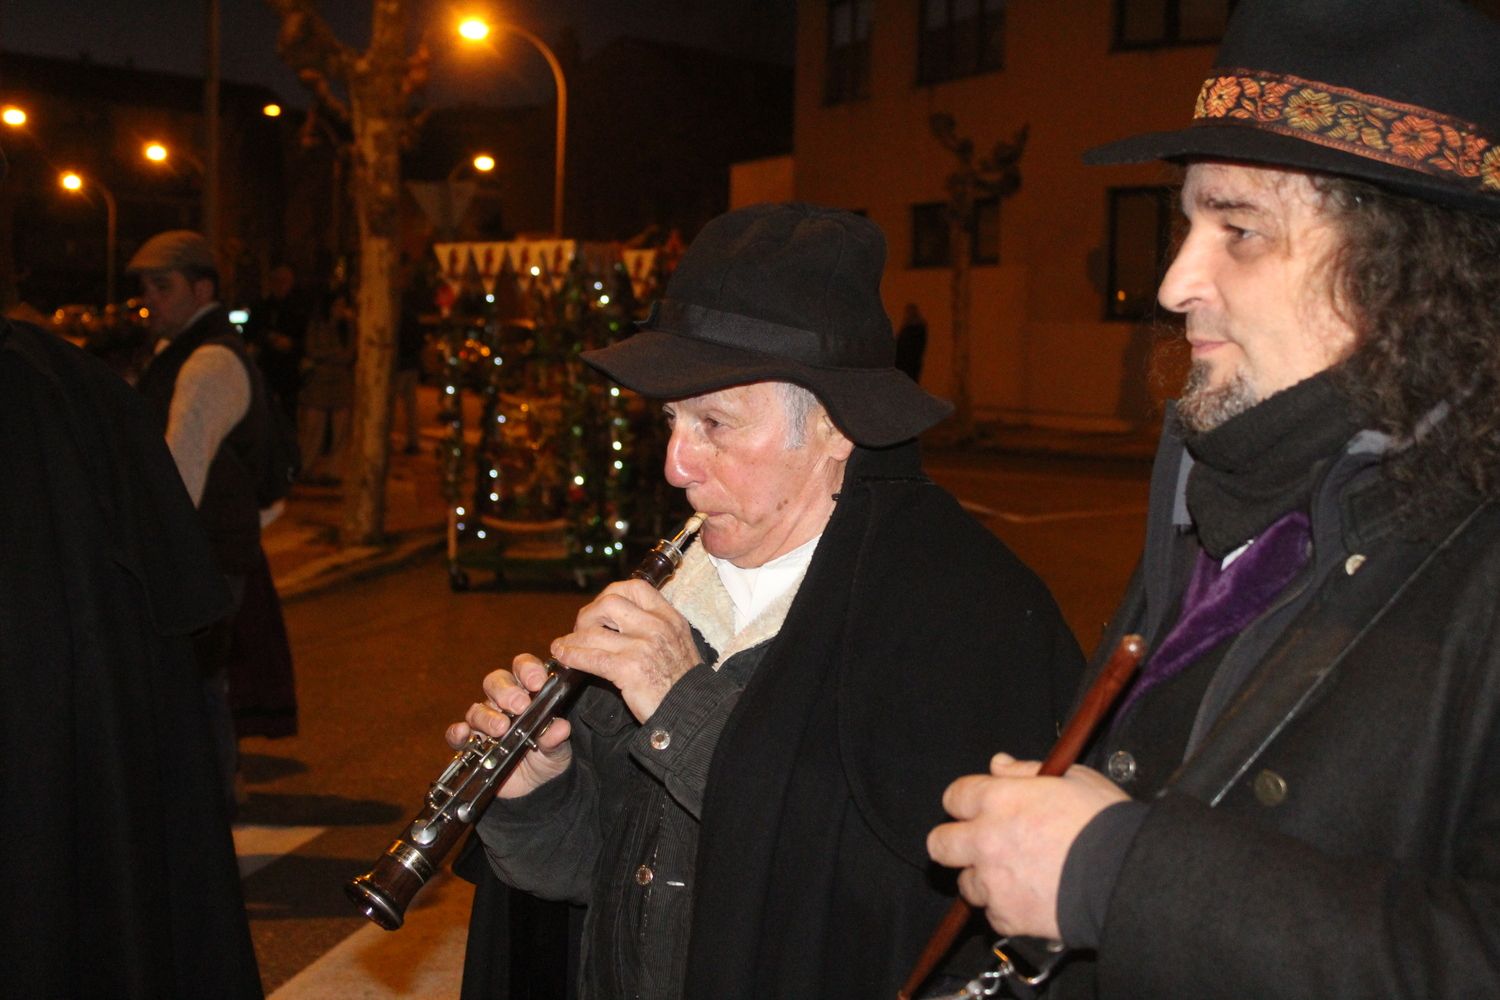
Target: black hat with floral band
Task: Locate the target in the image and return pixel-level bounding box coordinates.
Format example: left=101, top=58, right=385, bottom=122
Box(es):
left=1085, top=0, right=1500, bottom=216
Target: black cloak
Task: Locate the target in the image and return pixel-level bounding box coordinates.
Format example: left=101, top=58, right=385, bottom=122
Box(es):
left=0, top=320, right=262, bottom=997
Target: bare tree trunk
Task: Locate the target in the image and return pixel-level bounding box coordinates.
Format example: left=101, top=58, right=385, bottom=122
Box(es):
left=341, top=143, right=398, bottom=545
left=339, top=1, right=405, bottom=545
left=269, top=0, right=427, bottom=546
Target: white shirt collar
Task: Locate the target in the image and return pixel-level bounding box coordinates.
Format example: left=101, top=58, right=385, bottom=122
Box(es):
left=708, top=534, right=822, bottom=635
left=154, top=301, right=222, bottom=351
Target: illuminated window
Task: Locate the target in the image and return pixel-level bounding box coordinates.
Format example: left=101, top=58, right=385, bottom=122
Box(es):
left=1114, top=0, right=1236, bottom=49
left=826, top=0, right=873, bottom=104
left=911, top=197, right=1000, bottom=268
left=918, top=0, right=1006, bottom=85
left=1105, top=187, right=1174, bottom=321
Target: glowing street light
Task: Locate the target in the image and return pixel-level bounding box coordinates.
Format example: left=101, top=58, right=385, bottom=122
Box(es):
left=457, top=16, right=567, bottom=235
left=58, top=170, right=119, bottom=305
left=1, top=105, right=26, bottom=128
left=457, top=17, right=490, bottom=41
left=262, top=103, right=283, bottom=118
left=141, top=140, right=206, bottom=175
left=447, top=151, right=497, bottom=183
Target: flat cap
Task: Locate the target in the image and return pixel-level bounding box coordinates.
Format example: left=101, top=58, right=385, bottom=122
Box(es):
left=127, top=230, right=218, bottom=274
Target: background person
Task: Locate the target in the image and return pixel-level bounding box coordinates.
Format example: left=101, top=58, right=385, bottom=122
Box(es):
left=0, top=311, right=262, bottom=996
left=244, top=262, right=310, bottom=422
left=895, top=301, right=928, bottom=382
left=130, top=229, right=274, bottom=818
left=296, top=285, right=356, bottom=484
left=927, top=2, right=1500, bottom=997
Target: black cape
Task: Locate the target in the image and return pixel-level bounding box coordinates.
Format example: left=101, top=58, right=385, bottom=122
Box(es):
left=0, top=321, right=263, bottom=997
left=684, top=442, right=1083, bottom=999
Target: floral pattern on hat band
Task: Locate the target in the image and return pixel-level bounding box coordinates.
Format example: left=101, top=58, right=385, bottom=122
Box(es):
left=1193, top=69, right=1500, bottom=196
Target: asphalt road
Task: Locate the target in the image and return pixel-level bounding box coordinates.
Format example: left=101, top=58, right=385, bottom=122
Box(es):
left=237, top=449, right=1152, bottom=995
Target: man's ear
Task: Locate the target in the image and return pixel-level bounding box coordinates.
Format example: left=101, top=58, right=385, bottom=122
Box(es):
left=817, top=408, right=855, bottom=462
left=191, top=277, right=217, bottom=305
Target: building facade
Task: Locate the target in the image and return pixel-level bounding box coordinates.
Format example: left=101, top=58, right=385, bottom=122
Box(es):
left=790, top=0, right=1242, bottom=431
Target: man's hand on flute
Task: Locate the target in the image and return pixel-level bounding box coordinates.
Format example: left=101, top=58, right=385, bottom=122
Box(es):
left=927, top=752, right=1128, bottom=941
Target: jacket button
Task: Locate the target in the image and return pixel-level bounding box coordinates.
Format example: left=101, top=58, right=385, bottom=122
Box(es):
left=634, top=865, right=654, bottom=886
left=1253, top=769, right=1288, bottom=806
left=1106, top=750, right=1137, bottom=784
left=649, top=729, right=671, bottom=750
left=1344, top=553, right=1367, bottom=575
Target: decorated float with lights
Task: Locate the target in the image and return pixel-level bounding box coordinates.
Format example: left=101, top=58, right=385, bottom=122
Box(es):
left=427, top=237, right=687, bottom=590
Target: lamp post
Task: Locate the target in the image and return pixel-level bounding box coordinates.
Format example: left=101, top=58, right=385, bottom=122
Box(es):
left=448, top=151, right=497, bottom=182
left=458, top=17, right=567, bottom=236
left=60, top=171, right=118, bottom=305
left=141, top=139, right=207, bottom=176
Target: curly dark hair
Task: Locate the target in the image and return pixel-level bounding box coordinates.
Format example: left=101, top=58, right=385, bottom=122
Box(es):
left=1315, top=177, right=1500, bottom=509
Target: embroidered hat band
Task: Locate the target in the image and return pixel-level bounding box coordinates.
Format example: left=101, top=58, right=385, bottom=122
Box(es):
left=1193, top=70, right=1500, bottom=197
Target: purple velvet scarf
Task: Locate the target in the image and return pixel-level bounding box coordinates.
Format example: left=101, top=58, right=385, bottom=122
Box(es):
left=1117, top=508, right=1312, bottom=720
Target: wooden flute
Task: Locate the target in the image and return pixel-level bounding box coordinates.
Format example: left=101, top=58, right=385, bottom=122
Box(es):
left=345, top=512, right=706, bottom=931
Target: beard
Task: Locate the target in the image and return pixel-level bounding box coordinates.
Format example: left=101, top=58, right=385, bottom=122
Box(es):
left=1176, top=361, right=1261, bottom=433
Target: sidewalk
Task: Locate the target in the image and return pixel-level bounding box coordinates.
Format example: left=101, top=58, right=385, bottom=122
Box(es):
left=262, top=393, right=450, bottom=602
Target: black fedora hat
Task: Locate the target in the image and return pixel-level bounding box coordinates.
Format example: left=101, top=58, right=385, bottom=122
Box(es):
left=1086, top=0, right=1500, bottom=216
left=580, top=203, right=952, bottom=447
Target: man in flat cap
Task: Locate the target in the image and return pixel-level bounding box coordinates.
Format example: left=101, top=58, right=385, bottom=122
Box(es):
left=928, top=2, right=1500, bottom=997
left=449, top=203, right=1083, bottom=999
left=129, top=230, right=275, bottom=816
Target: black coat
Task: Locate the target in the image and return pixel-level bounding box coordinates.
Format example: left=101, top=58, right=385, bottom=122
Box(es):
left=685, top=441, right=1083, bottom=999
left=1058, top=422, right=1500, bottom=999
left=0, top=321, right=262, bottom=997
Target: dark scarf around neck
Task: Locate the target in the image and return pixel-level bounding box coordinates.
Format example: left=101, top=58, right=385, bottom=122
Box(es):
left=1184, top=371, right=1362, bottom=558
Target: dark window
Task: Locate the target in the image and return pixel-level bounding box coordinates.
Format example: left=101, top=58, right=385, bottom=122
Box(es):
left=911, top=197, right=1000, bottom=268
left=1114, top=0, right=1235, bottom=50
left=1105, top=186, right=1174, bottom=321
left=826, top=0, right=873, bottom=104
left=918, top=0, right=1006, bottom=85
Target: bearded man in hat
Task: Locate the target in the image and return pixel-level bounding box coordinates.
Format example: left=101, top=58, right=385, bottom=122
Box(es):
left=448, top=203, right=1084, bottom=999
left=927, top=1, right=1500, bottom=998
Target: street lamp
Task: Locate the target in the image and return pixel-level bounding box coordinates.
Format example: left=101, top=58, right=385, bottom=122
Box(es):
left=449, top=151, right=497, bottom=181
left=141, top=139, right=206, bottom=175
left=457, top=15, right=567, bottom=236
left=59, top=171, right=118, bottom=306
left=1, top=105, right=26, bottom=128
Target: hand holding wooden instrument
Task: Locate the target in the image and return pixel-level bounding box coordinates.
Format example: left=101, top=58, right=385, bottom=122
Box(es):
left=897, top=633, right=1145, bottom=1000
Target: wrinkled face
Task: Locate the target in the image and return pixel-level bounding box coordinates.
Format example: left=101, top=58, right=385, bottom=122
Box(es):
left=662, top=382, right=854, bottom=568
left=1160, top=162, right=1359, bottom=431
left=140, top=270, right=213, bottom=340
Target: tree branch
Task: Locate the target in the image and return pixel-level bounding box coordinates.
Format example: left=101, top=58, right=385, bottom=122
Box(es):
left=266, top=0, right=354, bottom=120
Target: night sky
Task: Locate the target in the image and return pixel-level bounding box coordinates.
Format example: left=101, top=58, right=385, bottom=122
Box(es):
left=1, top=0, right=797, bottom=107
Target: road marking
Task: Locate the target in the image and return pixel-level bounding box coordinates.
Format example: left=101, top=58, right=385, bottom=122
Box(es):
left=233, top=824, right=327, bottom=878
left=958, top=499, right=1150, bottom=525
left=269, top=870, right=473, bottom=999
